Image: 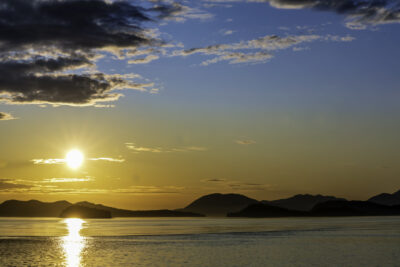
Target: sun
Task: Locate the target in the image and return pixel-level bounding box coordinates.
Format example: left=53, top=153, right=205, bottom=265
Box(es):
left=66, top=149, right=84, bottom=169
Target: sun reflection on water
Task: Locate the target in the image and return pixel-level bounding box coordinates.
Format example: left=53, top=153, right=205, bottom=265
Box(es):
left=62, top=218, right=86, bottom=267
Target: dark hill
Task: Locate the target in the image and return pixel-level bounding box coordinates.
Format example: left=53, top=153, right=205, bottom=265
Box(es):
left=262, top=194, right=346, bottom=211
left=75, top=201, right=137, bottom=217
left=0, top=200, right=71, bottom=217
left=60, top=205, right=112, bottom=218
left=181, top=193, right=259, bottom=216
left=368, top=190, right=400, bottom=206
left=76, top=201, right=204, bottom=217
left=310, top=200, right=400, bottom=216
left=0, top=199, right=203, bottom=217
left=228, top=203, right=305, bottom=217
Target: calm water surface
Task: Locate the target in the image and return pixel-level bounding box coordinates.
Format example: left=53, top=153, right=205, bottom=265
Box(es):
left=1, top=216, right=400, bottom=266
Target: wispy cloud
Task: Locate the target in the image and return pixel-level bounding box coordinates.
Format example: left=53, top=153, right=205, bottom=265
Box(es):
left=42, top=177, right=94, bottom=183
left=235, top=139, right=256, bottom=145
left=128, top=54, right=160, bottom=64
left=31, top=159, right=66, bottom=165
left=125, top=143, right=208, bottom=153
left=221, top=29, right=235, bottom=35
left=112, top=185, right=184, bottom=194
left=154, top=2, right=214, bottom=22
left=0, top=179, right=30, bottom=190
left=0, top=112, right=17, bottom=121
left=172, top=34, right=355, bottom=65
left=31, top=157, right=125, bottom=165
left=0, top=178, right=183, bottom=195
left=125, top=143, right=163, bottom=153
left=88, top=158, right=125, bottom=163
left=202, top=178, right=271, bottom=191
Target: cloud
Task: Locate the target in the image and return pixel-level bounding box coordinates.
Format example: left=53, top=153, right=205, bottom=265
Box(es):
left=172, top=33, right=354, bottom=65
left=112, top=185, right=184, bottom=194
left=203, top=3, right=234, bottom=8
left=128, top=54, right=160, bottom=64
left=204, top=0, right=400, bottom=28
left=152, top=2, right=214, bottom=22
left=0, top=112, right=16, bottom=121
left=0, top=178, right=183, bottom=195
left=235, top=139, right=256, bottom=145
left=0, top=179, right=30, bottom=190
left=32, top=159, right=66, bottom=165
left=202, top=178, right=227, bottom=182
left=125, top=142, right=208, bottom=153
left=171, top=146, right=209, bottom=152
left=0, top=0, right=174, bottom=107
left=125, top=143, right=163, bottom=153
left=42, top=177, right=94, bottom=183
left=221, top=29, right=235, bottom=35
left=88, top=157, right=125, bottom=163
left=201, top=51, right=273, bottom=65
left=202, top=178, right=270, bottom=191
left=31, top=157, right=124, bottom=165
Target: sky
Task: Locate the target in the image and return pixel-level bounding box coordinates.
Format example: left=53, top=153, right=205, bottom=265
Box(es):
left=0, top=0, right=400, bottom=210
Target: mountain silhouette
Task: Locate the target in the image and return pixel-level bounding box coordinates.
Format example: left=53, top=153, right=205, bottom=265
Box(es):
left=60, top=205, right=112, bottom=218
left=262, top=194, right=346, bottom=211
left=0, top=200, right=203, bottom=217
left=227, top=200, right=400, bottom=217
left=181, top=193, right=259, bottom=216
left=2, top=190, right=400, bottom=218
left=76, top=201, right=204, bottom=217
left=310, top=200, right=400, bottom=216
left=227, top=203, right=304, bottom=217
left=368, top=190, right=400, bottom=206
left=0, top=200, right=71, bottom=217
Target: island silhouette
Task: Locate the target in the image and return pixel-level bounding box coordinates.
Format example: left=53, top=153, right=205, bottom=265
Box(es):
left=0, top=189, right=399, bottom=218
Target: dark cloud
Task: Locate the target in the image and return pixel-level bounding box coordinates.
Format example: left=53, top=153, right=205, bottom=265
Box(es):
left=203, top=178, right=227, bottom=182
left=0, top=179, right=30, bottom=190
left=0, top=0, right=171, bottom=106
left=206, top=0, right=400, bottom=28
left=0, top=0, right=152, bottom=53
left=150, top=2, right=213, bottom=22
left=0, top=112, right=16, bottom=120
left=268, top=0, right=400, bottom=28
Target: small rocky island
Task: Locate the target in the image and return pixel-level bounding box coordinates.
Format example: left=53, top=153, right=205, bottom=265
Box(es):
left=60, top=205, right=112, bottom=219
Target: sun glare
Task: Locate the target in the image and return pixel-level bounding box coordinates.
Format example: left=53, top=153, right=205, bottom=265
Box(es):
left=66, top=149, right=84, bottom=169
left=63, top=218, right=85, bottom=267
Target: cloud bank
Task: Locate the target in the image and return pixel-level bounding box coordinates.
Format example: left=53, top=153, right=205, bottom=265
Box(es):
left=0, top=0, right=173, bottom=107
left=204, top=0, right=400, bottom=28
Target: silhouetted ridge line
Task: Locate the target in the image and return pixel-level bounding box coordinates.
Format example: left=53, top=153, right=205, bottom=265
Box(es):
left=229, top=200, right=400, bottom=217
left=1, top=189, right=400, bottom=218
left=310, top=200, right=400, bottom=216
left=368, top=190, right=400, bottom=206
left=262, top=194, right=346, bottom=211
left=181, top=193, right=258, bottom=216
left=0, top=200, right=203, bottom=217
left=0, top=199, right=72, bottom=217
left=60, top=205, right=112, bottom=218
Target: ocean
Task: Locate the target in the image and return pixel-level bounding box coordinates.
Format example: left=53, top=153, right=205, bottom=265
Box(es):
left=1, top=216, right=399, bottom=266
